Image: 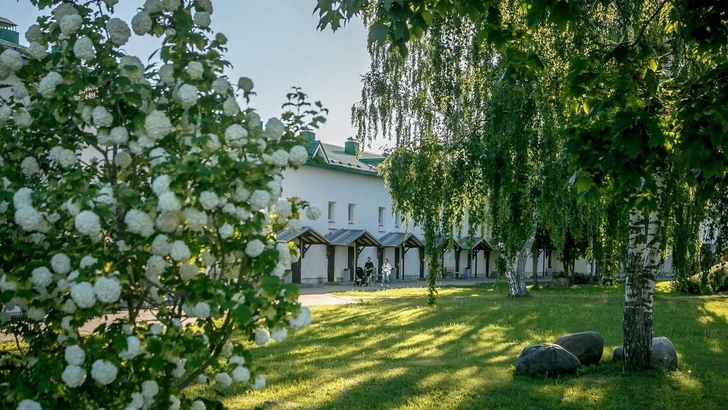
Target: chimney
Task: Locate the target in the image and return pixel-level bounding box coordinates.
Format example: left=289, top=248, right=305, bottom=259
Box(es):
left=0, top=17, right=20, bottom=45
left=302, top=131, right=316, bottom=144
left=344, top=137, right=359, bottom=155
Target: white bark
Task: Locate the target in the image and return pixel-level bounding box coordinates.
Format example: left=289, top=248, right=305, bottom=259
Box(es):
left=502, top=232, right=535, bottom=297
left=623, top=208, right=660, bottom=369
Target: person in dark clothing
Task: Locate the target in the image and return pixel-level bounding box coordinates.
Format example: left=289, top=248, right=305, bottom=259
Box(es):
left=364, top=257, right=375, bottom=286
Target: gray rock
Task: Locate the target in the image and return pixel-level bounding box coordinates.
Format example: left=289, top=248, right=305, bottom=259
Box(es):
left=516, top=343, right=581, bottom=377
left=550, top=277, right=569, bottom=289
left=652, top=337, right=678, bottom=369
left=554, top=331, right=604, bottom=365
left=612, top=337, right=678, bottom=369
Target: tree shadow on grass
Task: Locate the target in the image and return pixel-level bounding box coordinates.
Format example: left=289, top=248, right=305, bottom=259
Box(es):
left=198, top=286, right=728, bottom=410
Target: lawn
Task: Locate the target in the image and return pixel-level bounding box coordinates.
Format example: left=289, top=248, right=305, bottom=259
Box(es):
left=193, top=283, right=728, bottom=410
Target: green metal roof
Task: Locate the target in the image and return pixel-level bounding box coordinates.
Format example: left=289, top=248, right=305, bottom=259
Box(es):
left=378, top=232, right=424, bottom=248
left=325, top=229, right=382, bottom=247
left=276, top=226, right=329, bottom=245
left=459, top=236, right=493, bottom=251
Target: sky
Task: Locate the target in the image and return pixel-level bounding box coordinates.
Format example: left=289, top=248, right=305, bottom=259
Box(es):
left=3, top=0, right=386, bottom=150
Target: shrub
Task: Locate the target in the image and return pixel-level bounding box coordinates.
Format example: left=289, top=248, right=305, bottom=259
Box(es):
left=0, top=1, right=323, bottom=409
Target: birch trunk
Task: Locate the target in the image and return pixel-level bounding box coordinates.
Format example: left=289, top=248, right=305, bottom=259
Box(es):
left=503, top=232, right=535, bottom=297
left=623, top=209, right=660, bottom=370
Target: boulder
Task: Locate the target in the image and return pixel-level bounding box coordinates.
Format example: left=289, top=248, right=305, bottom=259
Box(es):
left=554, top=331, right=604, bottom=365
left=549, top=277, right=569, bottom=289
left=516, top=343, right=581, bottom=377
left=612, top=337, right=678, bottom=369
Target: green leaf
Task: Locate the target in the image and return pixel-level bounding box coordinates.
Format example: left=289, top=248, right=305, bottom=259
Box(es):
left=421, top=10, right=434, bottom=27
left=369, top=22, right=389, bottom=44
left=647, top=59, right=658, bottom=72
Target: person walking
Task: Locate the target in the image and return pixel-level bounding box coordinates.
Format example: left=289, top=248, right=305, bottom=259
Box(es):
left=381, top=258, right=392, bottom=286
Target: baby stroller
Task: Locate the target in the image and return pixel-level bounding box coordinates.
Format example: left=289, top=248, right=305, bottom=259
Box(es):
left=354, top=267, right=366, bottom=287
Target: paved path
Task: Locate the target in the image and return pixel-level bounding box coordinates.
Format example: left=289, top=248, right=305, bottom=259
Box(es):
left=1, top=276, right=534, bottom=342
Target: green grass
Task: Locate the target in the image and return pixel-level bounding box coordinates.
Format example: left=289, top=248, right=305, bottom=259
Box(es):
left=193, top=283, right=728, bottom=409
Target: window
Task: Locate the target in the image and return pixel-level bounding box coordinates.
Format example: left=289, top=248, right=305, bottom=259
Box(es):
left=328, top=201, right=336, bottom=222
left=378, top=207, right=386, bottom=226
left=348, top=203, right=355, bottom=224
left=394, top=210, right=401, bottom=228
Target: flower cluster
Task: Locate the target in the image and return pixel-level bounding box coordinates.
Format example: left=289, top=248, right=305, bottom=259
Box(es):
left=0, top=1, right=325, bottom=409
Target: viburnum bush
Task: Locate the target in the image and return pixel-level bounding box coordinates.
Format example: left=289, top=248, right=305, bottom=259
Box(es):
left=0, top=1, right=324, bottom=409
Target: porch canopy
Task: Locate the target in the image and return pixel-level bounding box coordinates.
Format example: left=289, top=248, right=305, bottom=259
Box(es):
left=276, top=226, right=329, bottom=283
left=378, top=232, right=425, bottom=279
left=433, top=235, right=462, bottom=276
left=459, top=236, right=494, bottom=278
left=325, top=229, right=382, bottom=281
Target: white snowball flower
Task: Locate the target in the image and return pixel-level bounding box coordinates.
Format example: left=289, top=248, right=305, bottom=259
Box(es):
left=219, top=223, right=234, bottom=239
left=215, top=372, right=232, bottom=388
left=73, top=36, right=95, bottom=60
left=152, top=174, right=171, bottom=196
left=265, top=118, right=286, bottom=140
left=0, top=49, right=23, bottom=72
left=91, top=359, right=118, bottom=385
left=79, top=255, right=98, bottom=269
left=15, top=207, right=43, bottom=232
left=25, top=24, right=43, bottom=43
left=57, top=149, right=77, bottom=168
left=12, top=82, right=28, bottom=99
left=157, top=192, right=181, bottom=212
left=306, top=205, right=322, bottom=221
left=14, top=108, right=32, bottom=128
left=144, top=111, right=172, bottom=140
left=129, top=392, right=144, bottom=409
left=199, top=191, right=219, bottom=210
left=107, top=18, right=131, bottom=46
left=287, top=218, right=302, bottom=233
left=61, top=364, right=86, bottom=388
left=132, top=11, right=152, bottom=35
left=27, top=307, right=46, bottom=321
left=267, top=180, right=282, bottom=201
left=109, top=126, right=129, bottom=145
left=212, top=78, right=230, bottom=94
left=60, top=14, right=83, bottom=35
left=289, top=145, right=309, bottom=166
left=271, top=327, right=288, bottom=343
left=143, top=0, right=163, bottom=12
left=119, top=335, right=141, bottom=360
left=114, top=150, right=132, bottom=168
left=162, top=0, right=181, bottom=11
left=179, top=263, right=199, bottom=280
left=249, top=190, right=270, bottom=211
left=141, top=380, right=159, bottom=398
left=238, top=77, right=254, bottom=92
left=194, top=12, right=211, bottom=28
left=231, top=366, right=250, bottom=383
left=17, top=399, right=42, bottom=410
left=200, top=250, right=216, bottom=267
left=65, top=345, right=86, bottom=366
left=184, top=207, right=207, bottom=231
left=151, top=234, right=171, bottom=256
left=71, top=282, right=97, bottom=309
left=170, top=240, right=191, bottom=261
left=222, top=97, right=240, bottom=116
left=245, top=239, right=265, bottom=258
left=156, top=212, right=179, bottom=233
left=119, top=55, right=144, bottom=82
left=51, top=253, right=72, bottom=274
left=191, top=400, right=206, bottom=410
left=228, top=355, right=245, bottom=366
left=20, top=157, right=40, bottom=177
left=94, top=276, right=121, bottom=303
left=255, top=328, right=270, bottom=346
left=216, top=32, right=227, bottom=44
left=169, top=395, right=181, bottom=410
left=13, top=188, right=33, bottom=209
left=0, top=105, right=12, bottom=123
left=289, top=306, right=312, bottom=330
left=171, top=357, right=186, bottom=378
left=149, top=149, right=171, bottom=168
left=27, top=42, right=47, bottom=60
left=53, top=4, right=79, bottom=21
left=186, top=61, right=204, bottom=79
left=145, top=255, right=168, bottom=277
left=75, top=210, right=101, bottom=237
left=31, top=267, right=52, bottom=289
left=274, top=199, right=292, bottom=218
left=93, top=106, right=113, bottom=128
left=224, top=124, right=248, bottom=147
left=176, top=84, right=198, bottom=109
left=189, top=301, right=210, bottom=318
left=196, top=0, right=213, bottom=12
left=271, top=149, right=289, bottom=167
left=251, top=374, right=266, bottom=390
left=159, top=64, right=175, bottom=85
left=124, top=209, right=154, bottom=237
